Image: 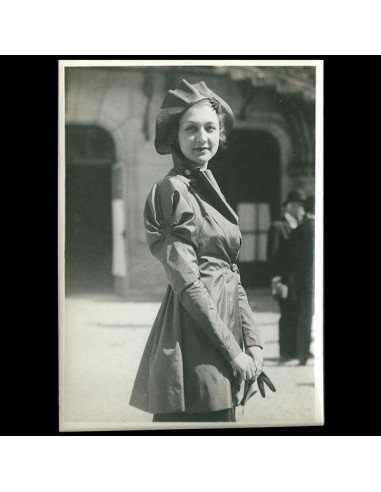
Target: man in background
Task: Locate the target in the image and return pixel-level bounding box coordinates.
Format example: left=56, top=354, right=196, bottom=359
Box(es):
left=267, top=189, right=306, bottom=362
left=290, top=195, right=315, bottom=365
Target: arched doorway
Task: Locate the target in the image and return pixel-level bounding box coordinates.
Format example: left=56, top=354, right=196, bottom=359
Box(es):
left=65, top=125, right=116, bottom=294
left=211, top=129, right=281, bottom=287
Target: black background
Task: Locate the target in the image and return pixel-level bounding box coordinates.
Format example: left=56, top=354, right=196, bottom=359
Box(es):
left=5, top=55, right=371, bottom=436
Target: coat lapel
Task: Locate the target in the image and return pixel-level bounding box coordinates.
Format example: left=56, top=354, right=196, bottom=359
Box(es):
left=170, top=150, right=238, bottom=224
left=202, top=169, right=239, bottom=224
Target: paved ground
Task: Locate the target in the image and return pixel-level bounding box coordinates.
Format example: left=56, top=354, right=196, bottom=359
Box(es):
left=60, top=289, right=322, bottom=431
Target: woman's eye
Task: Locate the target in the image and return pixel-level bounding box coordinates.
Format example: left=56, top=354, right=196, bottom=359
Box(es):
left=207, top=126, right=216, bottom=132
left=187, top=126, right=197, bottom=132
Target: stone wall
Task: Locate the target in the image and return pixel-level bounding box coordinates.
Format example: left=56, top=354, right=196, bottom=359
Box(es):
left=64, top=66, right=315, bottom=299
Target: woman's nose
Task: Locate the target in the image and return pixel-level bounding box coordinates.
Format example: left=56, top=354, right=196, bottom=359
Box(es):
left=196, top=128, right=207, bottom=142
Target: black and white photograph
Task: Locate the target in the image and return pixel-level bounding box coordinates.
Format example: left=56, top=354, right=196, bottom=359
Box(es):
left=59, top=59, right=323, bottom=431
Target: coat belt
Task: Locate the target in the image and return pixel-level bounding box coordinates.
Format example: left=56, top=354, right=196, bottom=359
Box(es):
left=200, top=261, right=239, bottom=274
left=219, top=262, right=239, bottom=273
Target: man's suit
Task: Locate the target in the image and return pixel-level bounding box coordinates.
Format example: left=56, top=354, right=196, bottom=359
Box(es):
left=267, top=217, right=298, bottom=359
left=290, top=216, right=315, bottom=363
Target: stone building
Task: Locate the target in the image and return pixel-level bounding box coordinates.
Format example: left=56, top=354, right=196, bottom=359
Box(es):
left=64, top=65, right=316, bottom=299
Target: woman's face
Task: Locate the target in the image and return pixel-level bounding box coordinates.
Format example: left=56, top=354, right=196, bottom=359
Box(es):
left=177, top=103, right=220, bottom=167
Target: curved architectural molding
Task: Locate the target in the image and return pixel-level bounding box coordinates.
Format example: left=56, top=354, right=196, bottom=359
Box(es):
left=234, top=111, right=294, bottom=200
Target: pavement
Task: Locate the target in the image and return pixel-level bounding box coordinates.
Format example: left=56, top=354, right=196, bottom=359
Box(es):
left=60, top=289, right=323, bottom=431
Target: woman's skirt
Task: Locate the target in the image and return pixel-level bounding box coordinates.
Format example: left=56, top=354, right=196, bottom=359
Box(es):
left=153, top=408, right=235, bottom=422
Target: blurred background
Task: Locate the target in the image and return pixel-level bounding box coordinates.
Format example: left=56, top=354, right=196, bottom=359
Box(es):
left=64, top=64, right=315, bottom=299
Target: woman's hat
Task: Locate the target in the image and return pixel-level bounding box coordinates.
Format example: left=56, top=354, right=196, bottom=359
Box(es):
left=155, top=79, right=234, bottom=155
left=283, top=189, right=307, bottom=205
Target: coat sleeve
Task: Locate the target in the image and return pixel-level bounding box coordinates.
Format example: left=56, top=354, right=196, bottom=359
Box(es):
left=238, top=281, right=263, bottom=349
left=144, top=176, right=242, bottom=363
left=267, top=223, right=283, bottom=281
left=267, top=222, right=289, bottom=281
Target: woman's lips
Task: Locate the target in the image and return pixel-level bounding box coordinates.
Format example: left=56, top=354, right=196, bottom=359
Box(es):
left=194, top=147, right=209, bottom=152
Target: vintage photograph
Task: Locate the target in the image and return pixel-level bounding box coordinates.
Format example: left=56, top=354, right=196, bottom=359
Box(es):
left=59, top=60, right=323, bottom=430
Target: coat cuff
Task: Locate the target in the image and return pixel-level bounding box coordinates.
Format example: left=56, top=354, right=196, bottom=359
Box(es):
left=245, top=343, right=263, bottom=350
left=226, top=342, right=244, bottom=363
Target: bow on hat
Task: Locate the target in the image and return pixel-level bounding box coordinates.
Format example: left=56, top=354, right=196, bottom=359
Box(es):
left=155, top=79, right=234, bottom=155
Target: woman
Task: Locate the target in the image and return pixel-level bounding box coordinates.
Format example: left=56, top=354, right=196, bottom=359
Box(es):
left=129, top=79, right=264, bottom=422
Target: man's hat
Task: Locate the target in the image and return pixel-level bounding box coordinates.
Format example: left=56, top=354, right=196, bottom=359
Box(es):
left=283, top=189, right=307, bottom=205
left=154, top=79, right=234, bottom=155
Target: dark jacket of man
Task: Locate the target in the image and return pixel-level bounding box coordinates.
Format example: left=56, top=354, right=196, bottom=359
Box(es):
left=290, top=217, right=315, bottom=300
left=267, top=219, right=294, bottom=289
left=267, top=217, right=298, bottom=359
left=290, top=216, right=315, bottom=362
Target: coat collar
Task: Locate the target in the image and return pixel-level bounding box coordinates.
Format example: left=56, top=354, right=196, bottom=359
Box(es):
left=284, top=211, right=299, bottom=229
left=170, top=151, right=238, bottom=224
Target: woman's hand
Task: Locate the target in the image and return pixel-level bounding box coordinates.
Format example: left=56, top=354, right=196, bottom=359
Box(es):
left=246, top=346, right=264, bottom=376
left=231, top=352, right=257, bottom=380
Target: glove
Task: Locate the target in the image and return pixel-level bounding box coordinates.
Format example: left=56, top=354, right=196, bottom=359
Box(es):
left=256, top=371, right=276, bottom=398
left=240, top=371, right=276, bottom=407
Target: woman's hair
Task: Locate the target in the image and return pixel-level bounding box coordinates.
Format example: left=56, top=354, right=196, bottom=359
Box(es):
left=167, top=98, right=228, bottom=154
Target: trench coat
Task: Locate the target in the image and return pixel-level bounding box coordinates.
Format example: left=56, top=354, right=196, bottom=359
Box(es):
left=129, top=153, right=262, bottom=414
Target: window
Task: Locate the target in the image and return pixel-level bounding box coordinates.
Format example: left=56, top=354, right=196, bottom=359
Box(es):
left=237, top=203, right=271, bottom=262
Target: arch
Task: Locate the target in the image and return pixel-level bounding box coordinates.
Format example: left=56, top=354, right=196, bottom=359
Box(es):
left=65, top=123, right=117, bottom=294
left=234, top=112, right=294, bottom=201
left=65, top=124, right=116, bottom=165
left=65, top=112, right=132, bottom=298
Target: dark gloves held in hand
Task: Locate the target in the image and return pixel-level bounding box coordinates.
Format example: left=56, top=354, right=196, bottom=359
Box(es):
left=232, top=371, right=276, bottom=407
left=255, top=371, right=276, bottom=398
